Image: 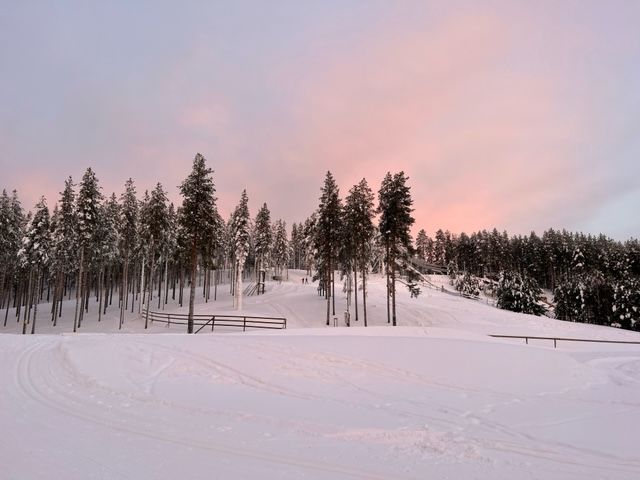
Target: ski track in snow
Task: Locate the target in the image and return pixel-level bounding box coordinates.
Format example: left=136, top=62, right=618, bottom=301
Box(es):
left=12, top=337, right=421, bottom=480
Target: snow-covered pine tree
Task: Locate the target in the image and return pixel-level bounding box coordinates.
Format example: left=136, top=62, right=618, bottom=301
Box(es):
left=315, top=171, right=342, bottom=326
left=162, top=203, right=178, bottom=307
left=554, top=276, right=586, bottom=322
left=118, top=178, right=138, bottom=326
left=290, top=223, right=302, bottom=270
left=612, top=276, right=640, bottom=330
left=496, top=270, right=546, bottom=316
left=49, top=177, right=78, bottom=326
left=253, top=203, right=272, bottom=294
left=95, top=193, right=120, bottom=322
left=455, top=271, right=481, bottom=298
left=179, top=154, right=219, bottom=333
left=302, top=214, right=317, bottom=276
left=378, top=171, right=415, bottom=326
left=343, top=178, right=375, bottom=326
left=75, top=168, right=103, bottom=331
left=433, top=229, right=446, bottom=265
left=272, top=219, right=289, bottom=278
left=18, top=197, right=51, bottom=334
left=140, top=183, right=170, bottom=327
left=1, top=191, right=26, bottom=327
left=415, top=229, right=429, bottom=261
left=231, top=190, right=250, bottom=310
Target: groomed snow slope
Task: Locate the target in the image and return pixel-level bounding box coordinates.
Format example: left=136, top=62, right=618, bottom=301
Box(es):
left=1, top=272, right=640, bottom=479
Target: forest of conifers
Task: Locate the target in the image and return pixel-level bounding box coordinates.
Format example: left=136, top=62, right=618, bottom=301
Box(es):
left=1, top=153, right=639, bottom=333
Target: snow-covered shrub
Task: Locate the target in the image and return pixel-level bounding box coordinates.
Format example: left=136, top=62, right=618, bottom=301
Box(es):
left=496, top=271, right=546, bottom=316
left=554, top=272, right=615, bottom=326
left=612, top=277, right=640, bottom=330
left=455, top=272, right=480, bottom=297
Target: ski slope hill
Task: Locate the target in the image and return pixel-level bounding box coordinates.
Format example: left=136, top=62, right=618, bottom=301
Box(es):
left=1, top=272, right=640, bottom=479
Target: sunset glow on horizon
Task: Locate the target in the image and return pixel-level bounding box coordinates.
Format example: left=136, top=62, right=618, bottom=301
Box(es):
left=1, top=1, right=639, bottom=239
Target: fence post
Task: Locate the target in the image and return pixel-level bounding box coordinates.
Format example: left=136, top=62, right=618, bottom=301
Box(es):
left=554, top=338, right=557, bottom=348
left=243, top=317, right=246, bottom=332
left=525, top=337, right=528, bottom=345
left=211, top=315, right=215, bottom=331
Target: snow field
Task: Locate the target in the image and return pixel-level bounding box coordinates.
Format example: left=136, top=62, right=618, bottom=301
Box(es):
left=1, top=272, right=640, bottom=479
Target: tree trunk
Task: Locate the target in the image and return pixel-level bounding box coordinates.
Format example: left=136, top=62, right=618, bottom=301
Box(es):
left=179, top=267, right=184, bottom=308
left=139, top=258, right=145, bottom=315
left=145, top=255, right=154, bottom=329
left=158, top=257, right=163, bottom=309
left=23, top=268, right=33, bottom=335
left=73, top=247, right=84, bottom=333
left=326, top=257, right=331, bottom=326
left=120, top=258, right=128, bottom=330
left=214, top=269, right=218, bottom=301
left=187, top=243, right=197, bottom=334
left=98, top=265, right=104, bottom=322
left=3, top=279, right=12, bottom=327
left=391, top=248, right=397, bottom=327
left=353, top=265, right=359, bottom=322
left=386, top=243, right=391, bottom=324
left=332, top=269, right=335, bottom=316
left=31, top=270, right=41, bottom=334
left=163, top=259, right=169, bottom=309
left=234, top=259, right=244, bottom=311
left=362, top=266, right=368, bottom=327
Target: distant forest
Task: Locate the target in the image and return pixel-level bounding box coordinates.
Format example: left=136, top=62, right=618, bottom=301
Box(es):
left=1, top=154, right=639, bottom=333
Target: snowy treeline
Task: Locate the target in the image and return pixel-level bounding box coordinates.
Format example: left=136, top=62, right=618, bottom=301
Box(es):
left=416, top=228, right=640, bottom=329
left=0, top=156, right=418, bottom=333
left=0, top=156, right=290, bottom=333
left=2, top=155, right=638, bottom=332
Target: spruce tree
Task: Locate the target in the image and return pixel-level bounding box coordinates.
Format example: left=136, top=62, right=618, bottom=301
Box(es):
left=343, top=178, right=375, bottom=326
left=118, top=178, right=138, bottom=327
left=231, top=190, right=250, bottom=310
left=50, top=177, right=78, bottom=325
left=19, top=197, right=51, bottom=334
left=378, top=172, right=415, bottom=326
left=140, top=183, right=170, bottom=326
left=253, top=203, right=272, bottom=294
left=612, top=276, right=640, bottom=330
left=496, top=270, right=546, bottom=316
left=75, top=168, right=103, bottom=331
left=179, top=154, right=218, bottom=333
left=415, top=229, right=429, bottom=261
left=272, top=219, right=289, bottom=277
left=315, top=171, right=342, bottom=325
left=95, top=193, right=120, bottom=322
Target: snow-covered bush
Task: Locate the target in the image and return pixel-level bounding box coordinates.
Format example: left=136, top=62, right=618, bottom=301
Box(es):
left=554, top=273, right=615, bottom=326
left=455, top=272, right=480, bottom=297
left=496, top=271, right=546, bottom=316
left=612, top=277, right=640, bottom=330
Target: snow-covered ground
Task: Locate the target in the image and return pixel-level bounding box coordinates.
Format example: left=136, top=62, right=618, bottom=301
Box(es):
left=1, top=272, right=640, bottom=479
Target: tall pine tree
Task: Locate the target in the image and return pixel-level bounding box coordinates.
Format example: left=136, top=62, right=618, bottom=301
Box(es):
left=378, top=172, right=415, bottom=326
left=315, top=171, right=342, bottom=325
left=179, top=154, right=218, bottom=333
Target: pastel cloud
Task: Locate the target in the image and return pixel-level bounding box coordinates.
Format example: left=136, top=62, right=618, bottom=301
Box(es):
left=278, top=11, right=594, bottom=235
left=1, top=1, right=638, bottom=239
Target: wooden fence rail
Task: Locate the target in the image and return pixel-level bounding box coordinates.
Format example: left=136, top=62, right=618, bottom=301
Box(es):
left=144, top=309, right=287, bottom=333
left=489, top=334, right=640, bottom=349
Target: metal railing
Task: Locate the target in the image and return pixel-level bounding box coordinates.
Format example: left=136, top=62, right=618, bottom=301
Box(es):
left=144, top=309, right=286, bottom=333
left=489, top=334, right=640, bottom=348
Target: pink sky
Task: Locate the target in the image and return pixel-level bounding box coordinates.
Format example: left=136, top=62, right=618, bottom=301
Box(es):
left=1, top=1, right=639, bottom=239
